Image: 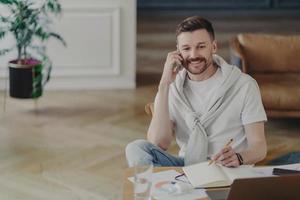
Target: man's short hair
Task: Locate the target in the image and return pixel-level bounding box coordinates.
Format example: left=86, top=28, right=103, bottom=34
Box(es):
left=176, top=16, right=215, bottom=40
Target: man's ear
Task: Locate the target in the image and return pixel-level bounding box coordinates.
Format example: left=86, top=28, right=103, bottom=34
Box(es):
left=212, top=40, right=217, bottom=53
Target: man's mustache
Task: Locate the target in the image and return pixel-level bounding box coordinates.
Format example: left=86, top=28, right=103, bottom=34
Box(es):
left=187, top=57, right=206, bottom=63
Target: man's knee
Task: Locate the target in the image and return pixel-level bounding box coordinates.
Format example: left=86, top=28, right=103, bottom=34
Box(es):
left=125, top=139, right=152, bottom=158
left=125, top=139, right=153, bottom=167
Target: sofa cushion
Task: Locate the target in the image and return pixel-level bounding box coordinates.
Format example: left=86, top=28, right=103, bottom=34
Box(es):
left=253, top=73, right=300, bottom=110
left=238, top=34, right=300, bottom=73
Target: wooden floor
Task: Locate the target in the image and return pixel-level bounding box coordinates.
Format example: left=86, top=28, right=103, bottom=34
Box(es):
left=0, top=12, right=300, bottom=200
left=0, top=87, right=156, bottom=200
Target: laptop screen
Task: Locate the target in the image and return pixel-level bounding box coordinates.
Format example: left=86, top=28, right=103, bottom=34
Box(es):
left=227, top=175, right=300, bottom=200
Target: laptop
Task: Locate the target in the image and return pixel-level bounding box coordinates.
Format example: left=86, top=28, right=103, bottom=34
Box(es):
left=206, top=175, right=300, bottom=200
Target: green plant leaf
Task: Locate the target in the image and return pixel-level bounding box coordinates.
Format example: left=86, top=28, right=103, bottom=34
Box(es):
left=0, top=31, right=6, bottom=39
left=31, top=63, right=43, bottom=98
left=0, top=0, right=14, bottom=5
left=35, top=26, right=49, bottom=41
left=49, top=32, right=67, bottom=46
left=46, top=0, right=62, bottom=14
left=0, top=47, right=14, bottom=56
left=0, top=16, right=10, bottom=23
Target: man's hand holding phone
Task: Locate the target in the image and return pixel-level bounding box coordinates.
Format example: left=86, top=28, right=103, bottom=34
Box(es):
left=160, top=51, right=184, bottom=85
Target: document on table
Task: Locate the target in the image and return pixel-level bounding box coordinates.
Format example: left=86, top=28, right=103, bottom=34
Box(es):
left=250, top=163, right=300, bottom=176
left=128, top=170, right=208, bottom=200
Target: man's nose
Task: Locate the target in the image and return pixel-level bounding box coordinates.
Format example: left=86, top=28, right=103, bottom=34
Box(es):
left=190, top=49, right=197, bottom=58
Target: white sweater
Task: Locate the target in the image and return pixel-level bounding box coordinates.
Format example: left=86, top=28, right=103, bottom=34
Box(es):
left=166, top=54, right=267, bottom=165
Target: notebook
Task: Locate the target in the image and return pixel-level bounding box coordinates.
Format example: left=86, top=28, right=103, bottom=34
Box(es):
left=182, top=161, right=260, bottom=188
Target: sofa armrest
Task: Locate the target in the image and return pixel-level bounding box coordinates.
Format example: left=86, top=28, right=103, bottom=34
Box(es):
left=229, top=37, right=247, bottom=73
left=145, top=102, right=154, bottom=117
left=230, top=50, right=243, bottom=70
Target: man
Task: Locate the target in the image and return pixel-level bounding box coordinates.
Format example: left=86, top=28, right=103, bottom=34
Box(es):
left=126, top=16, right=267, bottom=167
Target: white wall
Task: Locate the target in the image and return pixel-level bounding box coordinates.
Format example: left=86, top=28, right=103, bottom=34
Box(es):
left=0, top=0, right=136, bottom=90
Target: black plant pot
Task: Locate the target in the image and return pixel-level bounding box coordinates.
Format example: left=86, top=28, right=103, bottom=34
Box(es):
left=9, top=59, right=43, bottom=99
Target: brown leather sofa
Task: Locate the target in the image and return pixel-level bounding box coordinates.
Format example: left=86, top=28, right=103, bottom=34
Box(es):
left=230, top=34, right=300, bottom=118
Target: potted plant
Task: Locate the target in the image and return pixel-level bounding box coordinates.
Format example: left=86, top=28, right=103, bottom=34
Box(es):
left=0, top=0, right=66, bottom=98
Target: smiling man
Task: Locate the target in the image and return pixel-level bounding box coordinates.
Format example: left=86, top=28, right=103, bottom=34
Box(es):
left=126, top=16, right=267, bottom=167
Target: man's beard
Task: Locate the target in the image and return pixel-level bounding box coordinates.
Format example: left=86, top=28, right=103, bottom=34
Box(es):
left=185, top=57, right=212, bottom=75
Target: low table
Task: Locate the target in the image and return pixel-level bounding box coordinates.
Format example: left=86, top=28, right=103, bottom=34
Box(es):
left=123, top=167, right=229, bottom=200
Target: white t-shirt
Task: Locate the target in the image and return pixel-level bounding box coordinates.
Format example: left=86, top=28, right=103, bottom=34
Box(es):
left=156, top=66, right=267, bottom=158
left=183, top=67, right=222, bottom=116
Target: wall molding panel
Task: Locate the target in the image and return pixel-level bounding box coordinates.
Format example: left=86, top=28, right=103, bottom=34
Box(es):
left=49, top=6, right=121, bottom=77
left=0, top=0, right=136, bottom=90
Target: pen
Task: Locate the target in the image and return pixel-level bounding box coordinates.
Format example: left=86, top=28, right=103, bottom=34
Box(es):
left=208, top=138, right=234, bottom=165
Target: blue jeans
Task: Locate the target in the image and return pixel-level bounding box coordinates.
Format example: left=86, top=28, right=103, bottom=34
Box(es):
left=125, top=139, right=184, bottom=167
left=268, top=151, right=300, bottom=165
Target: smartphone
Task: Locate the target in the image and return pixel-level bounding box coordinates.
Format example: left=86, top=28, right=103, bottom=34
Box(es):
left=272, top=168, right=300, bottom=175
left=174, top=51, right=185, bottom=72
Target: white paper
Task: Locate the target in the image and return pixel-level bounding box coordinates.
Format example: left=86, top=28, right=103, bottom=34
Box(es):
left=128, top=169, right=180, bottom=184
left=153, top=188, right=207, bottom=200
left=128, top=170, right=208, bottom=200
left=250, top=163, right=300, bottom=176
left=222, top=164, right=262, bottom=181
